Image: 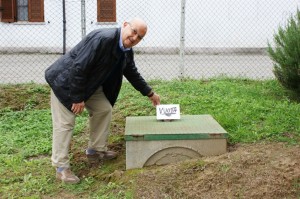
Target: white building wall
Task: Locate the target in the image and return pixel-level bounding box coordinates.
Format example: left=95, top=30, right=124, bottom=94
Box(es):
left=0, top=0, right=299, bottom=53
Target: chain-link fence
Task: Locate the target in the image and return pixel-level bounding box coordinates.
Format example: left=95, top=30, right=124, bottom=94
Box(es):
left=0, top=0, right=299, bottom=84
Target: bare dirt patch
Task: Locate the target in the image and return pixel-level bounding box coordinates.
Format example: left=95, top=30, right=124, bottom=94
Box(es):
left=67, top=127, right=300, bottom=198
left=0, top=84, right=50, bottom=111
left=134, top=142, right=300, bottom=199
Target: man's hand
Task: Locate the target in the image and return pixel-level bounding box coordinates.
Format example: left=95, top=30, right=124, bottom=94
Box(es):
left=71, top=101, right=85, bottom=114
left=149, top=93, right=160, bottom=106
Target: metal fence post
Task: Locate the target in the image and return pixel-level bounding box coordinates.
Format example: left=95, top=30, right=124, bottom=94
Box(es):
left=62, top=0, right=66, bottom=54
left=179, top=0, right=186, bottom=79
left=81, top=0, right=86, bottom=38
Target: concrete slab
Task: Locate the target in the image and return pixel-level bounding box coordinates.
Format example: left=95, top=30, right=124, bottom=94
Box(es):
left=125, top=114, right=228, bottom=169
left=0, top=53, right=274, bottom=84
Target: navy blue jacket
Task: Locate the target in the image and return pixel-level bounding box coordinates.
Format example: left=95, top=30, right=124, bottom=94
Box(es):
left=45, top=28, right=152, bottom=110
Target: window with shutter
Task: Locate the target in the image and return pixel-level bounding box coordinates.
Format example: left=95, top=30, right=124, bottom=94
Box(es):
left=97, top=0, right=116, bottom=22
left=28, top=0, right=44, bottom=22
left=0, top=0, right=43, bottom=23
left=0, top=0, right=17, bottom=22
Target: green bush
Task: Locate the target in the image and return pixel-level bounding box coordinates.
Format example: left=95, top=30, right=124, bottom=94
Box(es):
left=267, top=9, right=300, bottom=96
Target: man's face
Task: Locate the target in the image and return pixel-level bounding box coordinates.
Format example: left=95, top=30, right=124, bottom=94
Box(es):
left=122, top=21, right=147, bottom=48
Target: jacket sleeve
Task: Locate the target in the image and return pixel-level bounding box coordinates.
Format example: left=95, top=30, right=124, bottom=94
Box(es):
left=123, top=51, right=152, bottom=96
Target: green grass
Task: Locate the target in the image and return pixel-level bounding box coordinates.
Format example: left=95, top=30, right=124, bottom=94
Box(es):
left=117, top=79, right=300, bottom=144
left=0, top=78, right=299, bottom=198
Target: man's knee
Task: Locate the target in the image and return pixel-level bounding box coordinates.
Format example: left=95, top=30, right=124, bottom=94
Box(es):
left=90, top=104, right=112, bottom=117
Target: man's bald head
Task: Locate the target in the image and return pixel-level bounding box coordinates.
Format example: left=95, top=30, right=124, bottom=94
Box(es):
left=121, top=18, right=147, bottom=48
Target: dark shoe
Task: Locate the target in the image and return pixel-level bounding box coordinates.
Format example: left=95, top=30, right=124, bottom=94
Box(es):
left=56, top=168, right=80, bottom=184
left=87, top=150, right=118, bottom=163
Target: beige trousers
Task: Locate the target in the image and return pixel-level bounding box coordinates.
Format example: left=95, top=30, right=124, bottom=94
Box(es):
left=50, top=86, right=112, bottom=168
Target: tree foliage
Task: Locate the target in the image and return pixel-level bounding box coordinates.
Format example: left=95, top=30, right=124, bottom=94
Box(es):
left=267, top=9, right=300, bottom=96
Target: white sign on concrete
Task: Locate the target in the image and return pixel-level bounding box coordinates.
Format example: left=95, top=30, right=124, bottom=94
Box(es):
left=156, top=104, right=180, bottom=120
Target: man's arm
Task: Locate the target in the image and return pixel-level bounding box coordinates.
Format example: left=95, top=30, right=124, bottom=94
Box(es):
left=124, top=51, right=160, bottom=106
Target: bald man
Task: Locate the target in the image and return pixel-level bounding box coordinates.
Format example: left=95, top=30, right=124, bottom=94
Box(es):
left=45, top=18, right=160, bottom=184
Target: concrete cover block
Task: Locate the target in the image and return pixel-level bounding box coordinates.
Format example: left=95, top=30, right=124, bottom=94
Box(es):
left=125, top=115, right=228, bottom=170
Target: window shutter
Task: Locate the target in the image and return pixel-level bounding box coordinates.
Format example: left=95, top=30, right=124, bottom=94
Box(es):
left=0, top=0, right=17, bottom=22
left=28, top=0, right=44, bottom=22
left=97, top=0, right=116, bottom=22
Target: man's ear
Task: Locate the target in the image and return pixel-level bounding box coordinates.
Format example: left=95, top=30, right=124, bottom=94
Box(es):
left=122, top=21, right=128, bottom=28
